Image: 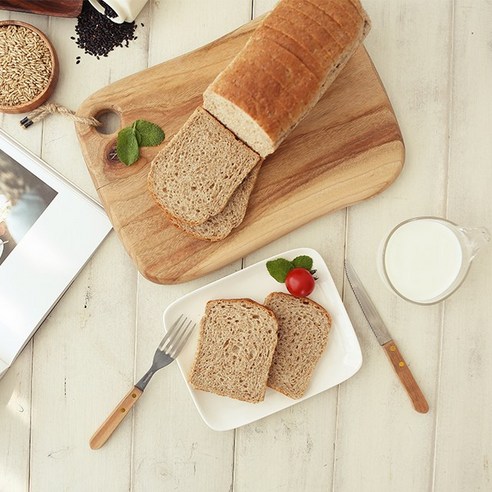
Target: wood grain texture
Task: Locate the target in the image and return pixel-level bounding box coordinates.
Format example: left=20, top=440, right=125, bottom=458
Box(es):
left=90, top=386, right=143, bottom=450
left=24, top=8, right=149, bottom=492
left=334, top=1, right=453, bottom=491
left=0, top=0, right=83, bottom=17
left=233, top=5, right=345, bottom=482
left=0, top=346, right=32, bottom=492
left=130, top=5, right=251, bottom=492
left=76, top=17, right=404, bottom=285
left=433, top=1, right=492, bottom=490
left=0, top=13, right=48, bottom=492
left=28, top=235, right=139, bottom=491
left=1, top=1, right=491, bottom=491
left=382, top=340, right=429, bottom=413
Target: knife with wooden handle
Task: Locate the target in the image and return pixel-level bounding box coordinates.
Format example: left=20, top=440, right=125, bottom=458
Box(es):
left=344, top=260, right=429, bottom=413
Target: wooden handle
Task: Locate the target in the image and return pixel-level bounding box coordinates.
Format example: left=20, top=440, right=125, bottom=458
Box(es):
left=382, top=341, right=429, bottom=414
left=89, top=386, right=143, bottom=450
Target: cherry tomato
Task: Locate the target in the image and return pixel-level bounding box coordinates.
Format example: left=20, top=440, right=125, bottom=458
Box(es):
left=285, top=267, right=315, bottom=297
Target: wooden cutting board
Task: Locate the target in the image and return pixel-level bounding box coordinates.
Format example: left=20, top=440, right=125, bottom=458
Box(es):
left=76, top=18, right=404, bottom=284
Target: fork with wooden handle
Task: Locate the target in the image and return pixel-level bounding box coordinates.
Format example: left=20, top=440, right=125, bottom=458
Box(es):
left=89, top=315, right=195, bottom=450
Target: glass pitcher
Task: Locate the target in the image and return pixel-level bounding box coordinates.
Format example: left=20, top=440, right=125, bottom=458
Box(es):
left=379, top=216, right=490, bottom=305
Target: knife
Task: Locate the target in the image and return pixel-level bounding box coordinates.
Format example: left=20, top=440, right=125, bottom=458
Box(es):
left=344, top=260, right=429, bottom=414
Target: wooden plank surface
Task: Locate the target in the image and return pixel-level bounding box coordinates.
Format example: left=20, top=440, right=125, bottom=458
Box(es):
left=433, top=1, right=492, bottom=490
left=130, top=2, right=251, bottom=490
left=334, top=1, right=453, bottom=490
left=0, top=13, right=47, bottom=492
left=75, top=14, right=403, bottom=284
left=24, top=5, right=151, bottom=490
left=0, top=1, right=491, bottom=491
left=230, top=6, right=343, bottom=491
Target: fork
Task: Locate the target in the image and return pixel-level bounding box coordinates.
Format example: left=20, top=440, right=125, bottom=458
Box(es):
left=89, top=315, right=195, bottom=450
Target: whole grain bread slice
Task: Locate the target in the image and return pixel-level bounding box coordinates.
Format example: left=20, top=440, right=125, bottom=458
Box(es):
left=188, top=298, right=278, bottom=403
left=264, top=292, right=332, bottom=399
left=169, top=162, right=262, bottom=241
left=148, top=107, right=261, bottom=226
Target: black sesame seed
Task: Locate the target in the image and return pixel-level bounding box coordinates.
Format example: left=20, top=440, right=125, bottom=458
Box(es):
left=71, top=1, right=138, bottom=59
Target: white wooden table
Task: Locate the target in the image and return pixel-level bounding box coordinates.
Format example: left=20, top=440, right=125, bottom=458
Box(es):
left=1, top=1, right=491, bottom=490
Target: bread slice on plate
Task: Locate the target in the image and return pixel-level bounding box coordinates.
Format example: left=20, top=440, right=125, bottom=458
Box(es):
left=169, top=162, right=262, bottom=241
left=203, top=0, right=370, bottom=157
left=264, top=292, right=332, bottom=399
left=148, top=107, right=261, bottom=226
left=189, top=298, right=278, bottom=403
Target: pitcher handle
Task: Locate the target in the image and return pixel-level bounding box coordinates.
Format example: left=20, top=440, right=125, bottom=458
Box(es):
left=459, top=226, right=491, bottom=259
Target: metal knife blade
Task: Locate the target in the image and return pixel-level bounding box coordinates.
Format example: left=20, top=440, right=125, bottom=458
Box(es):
left=344, top=260, right=429, bottom=413
left=344, top=260, right=392, bottom=345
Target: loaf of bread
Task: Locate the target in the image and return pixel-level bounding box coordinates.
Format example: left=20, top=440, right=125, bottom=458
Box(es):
left=188, top=299, right=278, bottom=403
left=149, top=0, right=370, bottom=238
left=168, top=162, right=262, bottom=241
left=148, top=107, right=261, bottom=226
left=264, top=292, right=332, bottom=399
left=203, top=0, right=371, bottom=157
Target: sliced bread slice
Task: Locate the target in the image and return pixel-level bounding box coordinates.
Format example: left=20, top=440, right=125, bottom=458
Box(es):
left=148, top=107, right=261, bottom=226
left=188, top=298, right=278, bottom=403
left=264, top=292, right=332, bottom=399
left=169, top=161, right=262, bottom=241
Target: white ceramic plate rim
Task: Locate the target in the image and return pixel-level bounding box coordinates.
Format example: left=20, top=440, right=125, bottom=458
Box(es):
left=163, top=247, right=362, bottom=431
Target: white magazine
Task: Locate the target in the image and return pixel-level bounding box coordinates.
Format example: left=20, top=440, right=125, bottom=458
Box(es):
left=0, top=130, right=112, bottom=378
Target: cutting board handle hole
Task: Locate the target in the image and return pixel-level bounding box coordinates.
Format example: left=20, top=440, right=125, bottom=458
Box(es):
left=95, top=110, right=121, bottom=135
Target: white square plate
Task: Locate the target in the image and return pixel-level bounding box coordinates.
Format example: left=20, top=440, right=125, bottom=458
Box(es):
left=163, top=247, right=362, bottom=431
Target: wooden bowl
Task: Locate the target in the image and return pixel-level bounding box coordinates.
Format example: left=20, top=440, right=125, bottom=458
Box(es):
left=0, top=20, right=59, bottom=114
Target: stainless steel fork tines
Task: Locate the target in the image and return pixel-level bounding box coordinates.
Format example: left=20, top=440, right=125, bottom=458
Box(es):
left=136, top=315, right=195, bottom=392
left=89, top=315, right=195, bottom=450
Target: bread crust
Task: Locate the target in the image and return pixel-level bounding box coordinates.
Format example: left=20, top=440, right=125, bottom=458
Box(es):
left=264, top=292, right=332, bottom=399
left=188, top=298, right=278, bottom=403
left=147, top=107, right=261, bottom=226
left=265, top=292, right=332, bottom=330
left=168, top=162, right=262, bottom=241
left=203, top=0, right=371, bottom=156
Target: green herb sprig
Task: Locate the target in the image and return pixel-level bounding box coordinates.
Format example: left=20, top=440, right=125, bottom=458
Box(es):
left=266, top=255, right=314, bottom=282
left=116, top=120, right=165, bottom=165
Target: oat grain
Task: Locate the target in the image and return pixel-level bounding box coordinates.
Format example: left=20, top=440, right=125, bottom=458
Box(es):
left=0, top=25, right=52, bottom=107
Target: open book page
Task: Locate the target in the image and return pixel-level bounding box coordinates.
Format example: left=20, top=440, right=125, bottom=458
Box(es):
left=0, top=130, right=112, bottom=377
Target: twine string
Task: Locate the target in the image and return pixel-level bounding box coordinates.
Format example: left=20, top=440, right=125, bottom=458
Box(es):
left=20, top=103, right=101, bottom=128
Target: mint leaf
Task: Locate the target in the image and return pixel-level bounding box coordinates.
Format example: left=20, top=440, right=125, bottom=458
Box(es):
left=116, top=127, right=140, bottom=165
left=292, top=255, right=313, bottom=270
left=134, top=120, right=165, bottom=147
left=266, top=258, right=294, bottom=283
left=115, top=120, right=165, bottom=166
